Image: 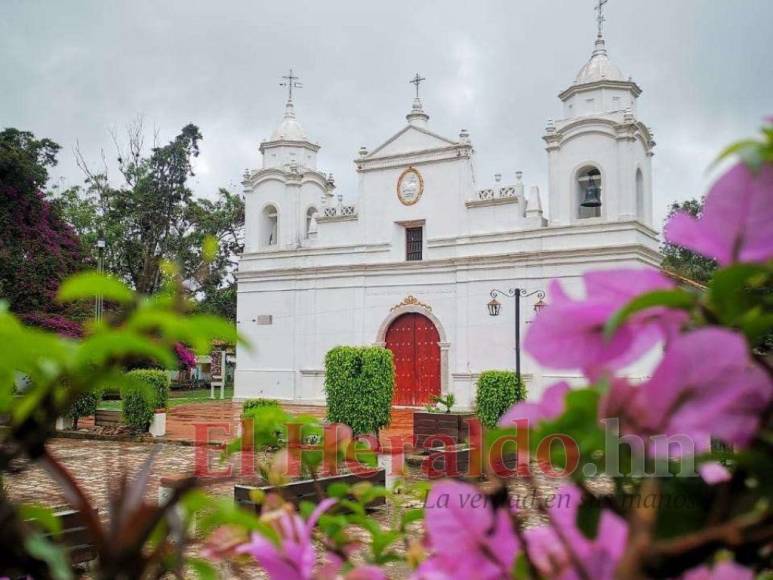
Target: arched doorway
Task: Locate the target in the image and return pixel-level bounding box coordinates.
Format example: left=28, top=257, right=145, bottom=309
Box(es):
left=385, top=313, right=441, bottom=406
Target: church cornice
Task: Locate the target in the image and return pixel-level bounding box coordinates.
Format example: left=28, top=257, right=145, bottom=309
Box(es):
left=543, top=116, right=655, bottom=154
left=244, top=167, right=333, bottom=191
left=356, top=144, right=473, bottom=172
left=558, top=79, right=642, bottom=101
left=259, top=139, right=320, bottom=154
left=237, top=242, right=662, bottom=282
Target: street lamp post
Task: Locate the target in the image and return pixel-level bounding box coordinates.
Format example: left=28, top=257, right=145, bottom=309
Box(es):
left=487, top=288, right=546, bottom=383
left=95, top=231, right=106, bottom=322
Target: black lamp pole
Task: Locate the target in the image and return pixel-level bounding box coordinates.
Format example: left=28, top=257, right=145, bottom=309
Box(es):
left=488, top=288, right=546, bottom=383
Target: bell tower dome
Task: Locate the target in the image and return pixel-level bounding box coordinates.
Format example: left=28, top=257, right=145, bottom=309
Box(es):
left=544, top=0, right=655, bottom=227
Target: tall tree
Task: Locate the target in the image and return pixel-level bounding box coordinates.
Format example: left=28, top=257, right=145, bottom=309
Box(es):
left=58, top=122, right=244, bottom=318
left=661, top=197, right=717, bottom=284
left=75, top=122, right=203, bottom=295
left=0, top=129, right=84, bottom=314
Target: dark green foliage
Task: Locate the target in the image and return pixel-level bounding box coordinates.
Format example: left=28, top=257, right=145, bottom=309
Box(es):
left=324, top=346, right=394, bottom=435
left=121, top=369, right=170, bottom=431
left=475, top=370, right=526, bottom=428
left=66, top=388, right=100, bottom=429
left=661, top=198, right=717, bottom=284
left=53, top=120, right=244, bottom=315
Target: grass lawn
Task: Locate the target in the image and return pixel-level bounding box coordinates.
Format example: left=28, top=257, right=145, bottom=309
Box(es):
left=98, top=387, right=234, bottom=410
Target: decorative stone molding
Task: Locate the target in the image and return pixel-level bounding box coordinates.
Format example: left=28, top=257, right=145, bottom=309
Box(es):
left=466, top=184, right=520, bottom=208
left=390, top=294, right=432, bottom=312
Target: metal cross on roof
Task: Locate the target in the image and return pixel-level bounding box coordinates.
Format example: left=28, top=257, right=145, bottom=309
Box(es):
left=280, top=68, right=302, bottom=102
left=409, top=73, right=426, bottom=99
left=595, top=0, right=609, bottom=37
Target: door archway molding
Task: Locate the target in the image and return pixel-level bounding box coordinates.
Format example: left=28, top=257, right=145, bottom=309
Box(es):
left=376, top=303, right=449, bottom=395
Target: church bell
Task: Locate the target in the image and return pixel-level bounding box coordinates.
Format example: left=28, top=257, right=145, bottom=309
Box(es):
left=580, top=183, right=602, bottom=208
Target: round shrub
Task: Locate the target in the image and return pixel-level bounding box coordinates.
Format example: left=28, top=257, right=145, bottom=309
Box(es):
left=121, top=369, right=170, bottom=431
left=324, top=346, right=394, bottom=436
left=66, top=388, right=100, bottom=429
left=475, top=371, right=526, bottom=428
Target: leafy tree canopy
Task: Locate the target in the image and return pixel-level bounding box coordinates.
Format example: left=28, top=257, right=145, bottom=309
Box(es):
left=53, top=122, right=244, bottom=320
left=0, top=128, right=84, bottom=315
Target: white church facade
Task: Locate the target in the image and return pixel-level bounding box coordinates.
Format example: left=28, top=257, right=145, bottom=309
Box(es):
left=235, top=22, right=659, bottom=409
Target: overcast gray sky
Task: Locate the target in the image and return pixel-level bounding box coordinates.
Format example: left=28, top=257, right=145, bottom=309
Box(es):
left=2, top=0, right=771, bottom=229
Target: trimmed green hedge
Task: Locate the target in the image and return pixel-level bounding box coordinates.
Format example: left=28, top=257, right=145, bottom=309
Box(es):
left=121, top=369, right=170, bottom=431
left=324, top=346, right=394, bottom=435
left=475, top=370, right=526, bottom=428
left=242, top=398, right=280, bottom=416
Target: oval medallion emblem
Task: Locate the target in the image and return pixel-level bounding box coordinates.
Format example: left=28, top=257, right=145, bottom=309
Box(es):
left=396, top=166, right=424, bottom=206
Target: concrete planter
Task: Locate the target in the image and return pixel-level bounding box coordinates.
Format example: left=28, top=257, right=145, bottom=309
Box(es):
left=235, top=468, right=386, bottom=512
left=95, top=409, right=123, bottom=427
left=149, top=411, right=166, bottom=437
left=413, top=411, right=476, bottom=450
left=55, top=416, right=75, bottom=431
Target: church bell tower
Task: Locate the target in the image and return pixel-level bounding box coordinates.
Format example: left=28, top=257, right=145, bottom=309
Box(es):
left=544, top=0, right=655, bottom=228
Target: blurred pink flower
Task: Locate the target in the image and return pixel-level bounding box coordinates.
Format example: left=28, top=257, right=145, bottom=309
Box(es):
left=698, top=462, right=732, bottom=485
left=601, top=328, right=772, bottom=456
left=523, top=484, right=627, bottom=580
left=499, top=381, right=570, bottom=428
left=665, top=163, right=773, bottom=265
left=524, top=269, right=684, bottom=378
left=415, top=480, right=519, bottom=579
left=237, top=498, right=336, bottom=579
left=681, top=560, right=753, bottom=580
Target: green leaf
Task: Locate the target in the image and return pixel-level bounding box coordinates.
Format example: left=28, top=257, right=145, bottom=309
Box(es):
left=326, top=482, right=350, bottom=499
left=188, top=558, right=218, bottom=580
left=57, top=271, right=133, bottom=304
left=708, top=264, right=769, bottom=322
left=399, top=507, right=424, bottom=529
left=19, top=504, right=63, bottom=537
left=604, top=289, right=696, bottom=339
left=24, top=532, right=73, bottom=580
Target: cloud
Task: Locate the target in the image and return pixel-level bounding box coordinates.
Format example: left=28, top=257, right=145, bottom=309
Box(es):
left=1, top=0, right=770, bottom=231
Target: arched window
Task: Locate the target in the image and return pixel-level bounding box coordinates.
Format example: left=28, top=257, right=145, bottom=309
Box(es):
left=305, top=206, right=318, bottom=238
left=262, top=204, right=278, bottom=247
left=635, top=168, right=645, bottom=220
left=577, top=166, right=602, bottom=219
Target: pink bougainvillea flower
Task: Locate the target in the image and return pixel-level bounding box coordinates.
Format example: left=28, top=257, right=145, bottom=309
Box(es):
left=237, top=498, right=336, bottom=579
left=698, top=462, right=732, bottom=485
left=523, top=484, right=627, bottom=580
left=665, top=163, right=773, bottom=265
left=499, top=381, right=570, bottom=428
left=416, top=480, right=519, bottom=579
left=681, top=560, right=754, bottom=580
left=601, top=328, right=773, bottom=456
left=524, top=269, right=685, bottom=378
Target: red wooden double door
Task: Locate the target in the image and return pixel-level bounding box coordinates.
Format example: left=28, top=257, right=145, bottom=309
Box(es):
left=385, top=313, right=441, bottom=406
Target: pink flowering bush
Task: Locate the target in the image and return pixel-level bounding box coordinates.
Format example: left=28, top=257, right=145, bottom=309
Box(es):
left=174, top=342, right=197, bottom=370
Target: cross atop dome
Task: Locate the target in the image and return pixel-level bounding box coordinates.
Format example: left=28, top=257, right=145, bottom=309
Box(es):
left=268, top=68, right=310, bottom=143
left=409, top=73, right=426, bottom=99
left=595, top=0, right=608, bottom=39
left=406, top=72, right=429, bottom=127
left=280, top=68, right=302, bottom=103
